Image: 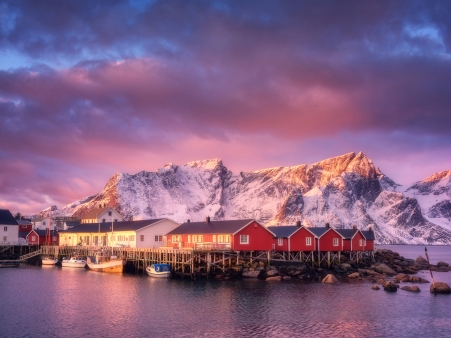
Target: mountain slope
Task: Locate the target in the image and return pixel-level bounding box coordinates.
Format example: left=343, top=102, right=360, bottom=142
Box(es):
left=53, top=152, right=451, bottom=244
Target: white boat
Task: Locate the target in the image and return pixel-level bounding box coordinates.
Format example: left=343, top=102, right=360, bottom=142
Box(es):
left=62, top=256, right=86, bottom=268
left=87, top=252, right=125, bottom=273
left=41, top=257, right=58, bottom=265
left=146, top=264, right=171, bottom=278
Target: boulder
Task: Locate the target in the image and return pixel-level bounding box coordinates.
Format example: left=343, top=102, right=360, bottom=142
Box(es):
left=383, top=282, right=398, bottom=292
left=373, top=263, right=397, bottom=275
left=242, top=271, right=261, bottom=278
left=410, top=286, right=421, bottom=292
left=282, top=276, right=291, bottom=280
left=348, top=272, right=360, bottom=279
left=340, top=263, right=352, bottom=271
left=255, top=266, right=264, bottom=271
left=266, top=276, right=282, bottom=281
left=394, top=273, right=407, bottom=281
left=266, top=269, right=278, bottom=277
left=376, top=279, right=386, bottom=285
left=416, top=256, right=429, bottom=265
left=358, top=269, right=368, bottom=274
left=371, top=285, right=380, bottom=290
left=251, top=262, right=259, bottom=269
left=366, top=269, right=379, bottom=276
left=430, top=282, right=451, bottom=294
left=437, top=261, right=449, bottom=267
left=401, top=286, right=412, bottom=291
left=322, top=274, right=339, bottom=284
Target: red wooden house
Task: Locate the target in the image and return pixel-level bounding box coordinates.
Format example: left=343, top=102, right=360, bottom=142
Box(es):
left=26, top=229, right=59, bottom=246
left=310, top=226, right=344, bottom=252
left=336, top=227, right=367, bottom=251
left=267, top=224, right=320, bottom=252
left=361, top=228, right=375, bottom=251
left=166, top=217, right=275, bottom=251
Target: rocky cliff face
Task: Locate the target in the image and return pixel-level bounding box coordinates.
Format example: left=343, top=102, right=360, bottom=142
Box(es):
left=53, top=152, right=451, bottom=244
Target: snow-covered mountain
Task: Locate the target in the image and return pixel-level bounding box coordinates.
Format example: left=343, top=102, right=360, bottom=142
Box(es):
left=51, top=152, right=451, bottom=244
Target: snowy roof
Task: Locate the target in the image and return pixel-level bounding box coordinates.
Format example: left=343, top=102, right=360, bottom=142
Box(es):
left=59, top=219, right=165, bottom=233
left=167, top=219, right=256, bottom=235
left=361, top=230, right=375, bottom=240
left=336, top=229, right=358, bottom=239
left=0, top=209, right=19, bottom=225
left=267, top=226, right=300, bottom=238
left=81, top=207, right=117, bottom=219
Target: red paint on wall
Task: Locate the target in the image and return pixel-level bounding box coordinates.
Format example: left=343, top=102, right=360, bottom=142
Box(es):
left=318, top=228, right=343, bottom=252
left=290, top=227, right=316, bottom=251
left=233, top=221, right=274, bottom=251
left=351, top=231, right=366, bottom=251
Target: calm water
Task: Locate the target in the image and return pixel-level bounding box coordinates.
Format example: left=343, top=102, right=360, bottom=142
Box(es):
left=1, top=245, right=451, bottom=338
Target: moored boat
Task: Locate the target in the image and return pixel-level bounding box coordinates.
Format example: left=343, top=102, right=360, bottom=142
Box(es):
left=62, top=256, right=86, bottom=268
left=146, top=264, right=171, bottom=278
left=0, top=261, right=20, bottom=268
left=87, top=253, right=125, bottom=273
left=42, top=257, right=58, bottom=265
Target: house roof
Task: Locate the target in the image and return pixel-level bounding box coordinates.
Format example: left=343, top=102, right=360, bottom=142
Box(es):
left=82, top=207, right=116, bottom=220
left=361, top=230, right=375, bottom=240
left=19, top=231, right=30, bottom=237
left=17, top=220, right=32, bottom=226
left=167, top=219, right=257, bottom=235
left=307, top=227, right=329, bottom=237
left=336, top=229, right=359, bottom=239
left=59, top=219, right=166, bottom=233
left=32, top=229, right=59, bottom=236
left=267, top=226, right=300, bottom=238
left=0, top=209, right=19, bottom=225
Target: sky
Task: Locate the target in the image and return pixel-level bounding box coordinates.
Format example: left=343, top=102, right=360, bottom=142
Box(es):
left=1, top=0, right=451, bottom=214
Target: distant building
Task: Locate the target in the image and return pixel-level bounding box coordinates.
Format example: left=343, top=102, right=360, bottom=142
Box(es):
left=0, top=209, right=20, bottom=245
left=59, top=219, right=179, bottom=248
left=27, top=229, right=59, bottom=246
left=80, top=206, right=123, bottom=224
left=18, top=219, right=33, bottom=244
left=32, top=216, right=54, bottom=231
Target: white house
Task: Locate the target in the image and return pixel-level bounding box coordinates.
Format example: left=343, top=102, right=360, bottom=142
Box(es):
left=80, top=206, right=123, bottom=224
left=0, top=209, right=20, bottom=245
left=32, top=216, right=54, bottom=230
left=58, top=218, right=180, bottom=248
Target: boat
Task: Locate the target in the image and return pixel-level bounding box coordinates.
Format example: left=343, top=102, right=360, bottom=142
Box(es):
left=87, top=251, right=125, bottom=273
left=146, top=264, right=171, bottom=278
left=62, top=256, right=86, bottom=268
left=0, top=261, right=20, bottom=268
left=41, top=257, right=58, bottom=265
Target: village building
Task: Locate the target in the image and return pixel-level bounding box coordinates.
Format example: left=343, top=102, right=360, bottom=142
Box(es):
left=267, top=222, right=319, bottom=252
left=166, top=217, right=275, bottom=251
left=0, top=209, right=20, bottom=245
left=336, top=227, right=367, bottom=251
left=26, top=229, right=59, bottom=246
left=18, top=219, right=33, bottom=245
left=80, top=206, right=123, bottom=224
left=32, top=216, right=54, bottom=231
left=361, top=228, right=375, bottom=251
left=58, top=218, right=179, bottom=248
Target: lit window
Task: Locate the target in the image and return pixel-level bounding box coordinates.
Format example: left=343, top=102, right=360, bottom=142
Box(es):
left=278, top=238, right=283, bottom=246
left=240, top=235, right=249, bottom=244
left=333, top=238, right=339, bottom=246
left=306, top=237, right=312, bottom=246
left=129, top=235, right=135, bottom=242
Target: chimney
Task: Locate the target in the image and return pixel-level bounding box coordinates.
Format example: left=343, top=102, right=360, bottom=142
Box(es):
left=104, top=203, right=106, bottom=208
left=369, top=226, right=373, bottom=232
left=206, top=216, right=210, bottom=223
left=187, top=219, right=191, bottom=223
left=296, top=220, right=301, bottom=227
left=99, top=204, right=101, bottom=208
left=325, top=223, right=330, bottom=229
left=352, top=224, right=357, bottom=230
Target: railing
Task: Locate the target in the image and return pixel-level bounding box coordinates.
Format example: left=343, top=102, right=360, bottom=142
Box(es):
left=19, top=248, right=42, bottom=261
left=0, top=244, right=13, bottom=254
left=166, top=241, right=232, bottom=250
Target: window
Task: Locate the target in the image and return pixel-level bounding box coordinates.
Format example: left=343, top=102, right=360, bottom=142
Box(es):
left=110, top=236, right=115, bottom=241
left=172, top=235, right=181, bottom=242
left=108, top=211, right=112, bottom=216
left=52, top=236, right=57, bottom=241
left=3, top=236, right=7, bottom=241
left=22, top=225, right=27, bottom=228
left=32, top=236, right=36, bottom=241
left=118, top=235, right=126, bottom=241
left=359, top=239, right=363, bottom=246
left=278, top=238, right=283, bottom=246
left=306, top=237, right=312, bottom=246
left=218, top=235, right=230, bottom=243
left=240, top=235, right=249, bottom=244
left=140, top=235, right=145, bottom=242
left=129, top=235, right=135, bottom=242
left=3, top=227, right=7, bottom=231
left=333, top=238, right=339, bottom=246
left=43, top=221, right=46, bottom=226
left=102, top=219, right=106, bottom=223
left=114, top=219, right=118, bottom=222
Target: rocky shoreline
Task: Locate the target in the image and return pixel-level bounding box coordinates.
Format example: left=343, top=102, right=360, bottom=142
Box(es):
left=208, top=249, right=451, bottom=294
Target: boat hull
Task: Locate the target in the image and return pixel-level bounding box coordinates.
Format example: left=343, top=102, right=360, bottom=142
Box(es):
left=42, top=258, right=58, bottom=265
left=146, top=271, right=171, bottom=278
left=62, top=258, right=86, bottom=268
left=0, top=262, right=20, bottom=268
left=87, top=257, right=125, bottom=273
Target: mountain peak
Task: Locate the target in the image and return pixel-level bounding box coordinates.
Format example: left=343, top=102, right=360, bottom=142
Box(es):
left=185, top=158, right=224, bottom=170
left=422, top=170, right=451, bottom=183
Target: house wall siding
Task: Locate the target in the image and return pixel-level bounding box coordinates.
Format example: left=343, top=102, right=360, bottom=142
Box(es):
left=233, top=221, right=273, bottom=251
left=1, top=224, right=19, bottom=245
left=318, top=229, right=343, bottom=252
left=136, top=219, right=179, bottom=249
left=290, top=228, right=316, bottom=251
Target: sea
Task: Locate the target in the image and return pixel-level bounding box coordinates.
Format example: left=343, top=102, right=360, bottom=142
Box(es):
left=1, top=245, right=451, bottom=338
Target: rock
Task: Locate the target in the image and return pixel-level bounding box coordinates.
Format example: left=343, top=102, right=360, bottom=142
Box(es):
left=376, top=279, right=386, bottom=285
left=437, top=261, right=449, bottom=267
left=266, top=276, right=282, bottom=281
left=430, top=282, right=451, bottom=294
left=242, top=271, right=261, bottom=278
left=348, top=272, right=360, bottom=279
left=383, top=282, right=398, bottom=292
left=373, top=263, right=397, bottom=275
left=394, top=273, right=407, bottom=281
left=255, top=266, right=264, bottom=271
left=282, top=276, right=291, bottom=280
left=358, top=269, right=367, bottom=274
left=287, top=270, right=301, bottom=276
left=371, top=285, right=380, bottom=290
left=251, top=262, right=259, bottom=269
left=410, top=286, right=421, bottom=292
left=248, top=267, right=254, bottom=271
left=214, top=274, right=223, bottom=280
left=266, top=269, right=278, bottom=277
left=366, top=269, right=379, bottom=276
left=322, top=274, right=339, bottom=284
left=259, top=261, right=265, bottom=267
left=340, top=263, right=352, bottom=271
left=401, top=286, right=412, bottom=291
left=416, top=256, right=429, bottom=265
